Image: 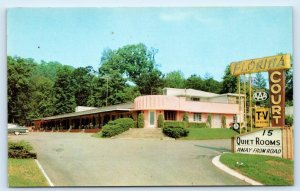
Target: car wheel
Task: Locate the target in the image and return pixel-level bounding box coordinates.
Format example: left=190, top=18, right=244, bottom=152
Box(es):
left=14, top=131, right=20, bottom=135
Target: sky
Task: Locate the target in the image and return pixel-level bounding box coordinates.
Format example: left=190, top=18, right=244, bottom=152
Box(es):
left=7, top=7, right=293, bottom=81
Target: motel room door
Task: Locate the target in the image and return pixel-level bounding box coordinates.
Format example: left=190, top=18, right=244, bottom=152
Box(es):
left=148, top=111, right=156, bottom=128
left=213, top=114, right=222, bottom=128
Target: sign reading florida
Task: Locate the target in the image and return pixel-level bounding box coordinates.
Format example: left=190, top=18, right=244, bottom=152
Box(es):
left=233, top=128, right=283, bottom=157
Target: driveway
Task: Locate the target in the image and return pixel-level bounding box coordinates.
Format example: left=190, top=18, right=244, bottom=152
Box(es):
left=10, top=132, right=248, bottom=186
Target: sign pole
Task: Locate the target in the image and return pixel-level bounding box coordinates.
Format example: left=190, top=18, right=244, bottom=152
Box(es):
left=244, top=75, right=247, bottom=132
left=249, top=74, right=252, bottom=132
left=238, top=76, right=241, bottom=134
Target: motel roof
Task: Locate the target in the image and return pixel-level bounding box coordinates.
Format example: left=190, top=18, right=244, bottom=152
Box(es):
left=36, top=102, right=134, bottom=121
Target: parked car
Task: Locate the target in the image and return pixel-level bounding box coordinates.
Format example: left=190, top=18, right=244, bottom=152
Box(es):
left=8, top=124, right=29, bottom=135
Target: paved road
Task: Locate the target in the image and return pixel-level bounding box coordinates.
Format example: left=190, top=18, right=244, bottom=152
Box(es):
left=10, top=132, right=248, bottom=186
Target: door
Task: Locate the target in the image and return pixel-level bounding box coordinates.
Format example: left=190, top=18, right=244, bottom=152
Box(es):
left=213, top=114, right=222, bottom=128
left=148, top=111, right=156, bottom=128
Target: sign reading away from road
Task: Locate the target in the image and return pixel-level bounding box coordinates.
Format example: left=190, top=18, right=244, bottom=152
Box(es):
left=255, top=107, right=270, bottom=127
left=233, top=128, right=282, bottom=157
left=230, top=54, right=291, bottom=76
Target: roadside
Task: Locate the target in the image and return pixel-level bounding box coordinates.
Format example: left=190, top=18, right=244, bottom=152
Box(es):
left=219, top=153, right=294, bottom=185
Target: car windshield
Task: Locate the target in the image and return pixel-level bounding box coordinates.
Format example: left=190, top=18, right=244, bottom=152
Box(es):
left=8, top=124, right=21, bottom=129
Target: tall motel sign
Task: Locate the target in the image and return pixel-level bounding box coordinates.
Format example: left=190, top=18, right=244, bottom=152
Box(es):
left=230, top=54, right=293, bottom=160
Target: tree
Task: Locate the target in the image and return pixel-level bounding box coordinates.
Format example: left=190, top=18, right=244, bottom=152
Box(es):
left=164, top=71, right=185, bottom=88
left=72, top=66, right=94, bottom=106
left=53, top=67, right=76, bottom=115
left=7, top=56, right=36, bottom=124
left=253, top=72, right=266, bottom=89
left=185, top=74, right=204, bottom=90
left=285, top=55, right=293, bottom=105
left=99, top=43, right=163, bottom=95
left=220, top=65, right=237, bottom=94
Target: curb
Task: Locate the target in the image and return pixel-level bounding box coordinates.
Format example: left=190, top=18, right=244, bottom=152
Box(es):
left=35, top=159, right=54, bottom=187
left=212, top=155, right=263, bottom=186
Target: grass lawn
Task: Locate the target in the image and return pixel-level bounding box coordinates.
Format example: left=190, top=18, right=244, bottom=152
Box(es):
left=91, top=131, right=102, bottom=138
left=181, top=128, right=238, bottom=140
left=220, top=153, right=294, bottom=185
left=8, top=158, right=48, bottom=187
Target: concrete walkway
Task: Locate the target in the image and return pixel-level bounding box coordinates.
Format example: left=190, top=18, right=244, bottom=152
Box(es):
left=10, top=132, right=248, bottom=186
left=113, top=128, right=171, bottom=139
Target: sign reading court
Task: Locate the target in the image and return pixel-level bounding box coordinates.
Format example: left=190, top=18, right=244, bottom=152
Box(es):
left=232, top=128, right=283, bottom=157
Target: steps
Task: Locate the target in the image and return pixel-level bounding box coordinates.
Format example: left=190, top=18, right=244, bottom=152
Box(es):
left=113, top=128, right=172, bottom=139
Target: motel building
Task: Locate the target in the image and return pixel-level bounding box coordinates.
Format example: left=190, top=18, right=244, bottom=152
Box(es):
left=33, top=88, right=245, bottom=131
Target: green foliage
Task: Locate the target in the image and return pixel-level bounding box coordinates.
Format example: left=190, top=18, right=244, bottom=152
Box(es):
left=157, top=114, right=164, bottom=128
left=99, top=43, right=164, bottom=95
left=253, top=72, right=266, bottom=89
left=164, top=70, right=185, bottom=88
left=8, top=141, right=36, bottom=159
left=220, top=65, right=237, bottom=94
left=53, top=67, right=76, bottom=115
left=162, top=127, right=189, bottom=138
left=221, top=115, right=227, bottom=128
left=188, top=122, right=207, bottom=128
left=137, top=113, right=145, bottom=128
left=101, top=118, right=134, bottom=137
left=7, top=56, right=36, bottom=124
left=183, top=112, right=189, bottom=122
left=207, top=114, right=212, bottom=128
left=285, top=115, right=293, bottom=126
left=185, top=74, right=221, bottom=94
left=164, top=121, right=188, bottom=128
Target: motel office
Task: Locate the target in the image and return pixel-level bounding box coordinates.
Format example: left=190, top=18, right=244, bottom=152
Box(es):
left=33, top=88, right=245, bottom=131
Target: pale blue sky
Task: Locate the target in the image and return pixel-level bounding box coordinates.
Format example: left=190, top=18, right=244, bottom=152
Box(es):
left=7, top=7, right=292, bottom=81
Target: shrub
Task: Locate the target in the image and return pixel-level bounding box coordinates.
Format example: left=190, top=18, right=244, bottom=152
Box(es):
left=285, top=115, right=293, bottom=126
left=157, top=114, right=164, bottom=128
left=183, top=112, right=189, bottom=122
left=164, top=121, right=187, bottom=128
left=207, top=114, right=212, bottom=128
left=163, top=127, right=189, bottom=138
left=221, top=115, right=227, bottom=128
left=8, top=141, right=37, bottom=159
left=137, top=113, right=145, bottom=128
left=101, top=118, right=134, bottom=137
left=133, top=121, right=138, bottom=128
left=188, top=122, right=207, bottom=128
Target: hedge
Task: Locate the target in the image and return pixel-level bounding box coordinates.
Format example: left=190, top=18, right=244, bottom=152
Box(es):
left=8, top=141, right=37, bottom=159
left=188, top=122, right=207, bottom=128
left=165, top=121, right=207, bottom=128
left=157, top=114, right=164, bottom=128
left=162, top=127, right=189, bottom=138
left=137, top=113, right=145, bottom=128
left=164, top=121, right=188, bottom=128
left=101, top=118, right=134, bottom=137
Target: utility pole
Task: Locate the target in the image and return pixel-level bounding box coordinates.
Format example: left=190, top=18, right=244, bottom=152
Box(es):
left=100, top=75, right=111, bottom=107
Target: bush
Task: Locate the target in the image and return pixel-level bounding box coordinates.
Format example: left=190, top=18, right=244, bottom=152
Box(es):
left=207, top=114, right=212, bottom=128
left=221, top=115, right=227, bottom=128
left=285, top=115, right=293, bottom=126
left=8, top=141, right=37, bottom=159
left=164, top=121, right=187, bottom=128
left=137, top=113, right=145, bottom=128
left=133, top=121, right=138, bottom=128
left=157, top=114, right=164, bottom=128
left=188, top=122, right=207, bottom=128
left=163, top=127, right=189, bottom=138
left=183, top=112, right=189, bottom=122
left=101, top=118, right=134, bottom=137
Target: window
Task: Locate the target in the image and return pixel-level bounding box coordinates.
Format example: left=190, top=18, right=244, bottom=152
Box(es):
left=164, top=111, right=176, bottom=120
left=193, top=113, right=201, bottom=122
left=191, top=97, right=200, bottom=101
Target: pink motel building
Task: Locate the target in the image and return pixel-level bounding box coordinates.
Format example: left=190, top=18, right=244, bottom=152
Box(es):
left=33, top=88, right=244, bottom=131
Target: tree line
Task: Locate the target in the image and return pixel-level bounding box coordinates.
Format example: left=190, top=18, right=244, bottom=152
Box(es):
left=7, top=43, right=293, bottom=125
